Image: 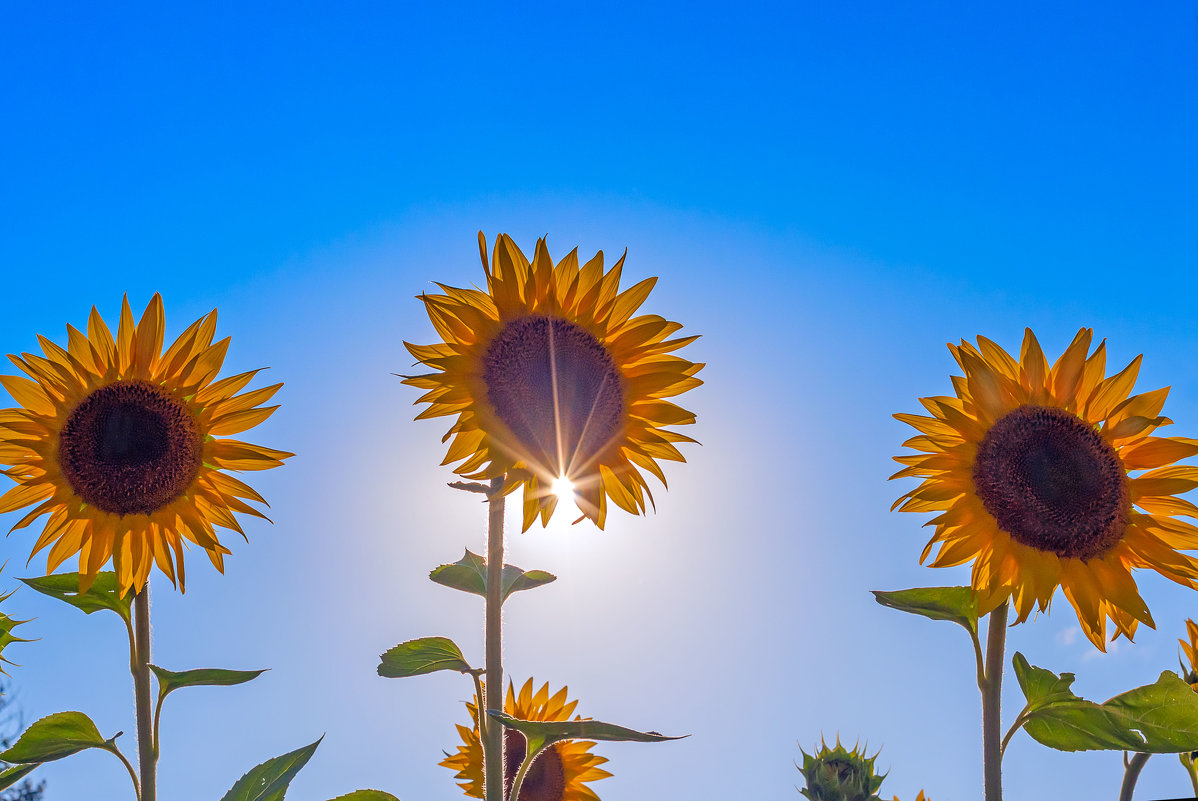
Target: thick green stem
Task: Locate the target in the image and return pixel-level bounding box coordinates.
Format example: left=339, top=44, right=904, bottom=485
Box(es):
left=982, top=601, right=1009, bottom=801
left=1119, top=752, right=1150, bottom=801
left=133, top=588, right=156, bottom=801
left=484, top=477, right=506, bottom=801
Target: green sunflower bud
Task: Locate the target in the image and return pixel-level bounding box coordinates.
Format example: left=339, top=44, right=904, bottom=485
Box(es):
left=796, top=737, right=887, bottom=801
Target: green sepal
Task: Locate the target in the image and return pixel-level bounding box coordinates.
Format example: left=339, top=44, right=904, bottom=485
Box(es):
left=326, top=792, right=401, bottom=801
left=378, top=637, right=473, bottom=678
left=487, top=711, right=684, bottom=754
left=0, top=590, right=34, bottom=675
left=872, top=586, right=978, bottom=637
left=20, top=572, right=132, bottom=623
left=796, top=737, right=887, bottom=801
left=219, top=737, right=322, bottom=801
left=0, top=711, right=119, bottom=763
left=150, top=665, right=267, bottom=706
left=430, top=550, right=556, bottom=604
left=1013, top=652, right=1198, bottom=752
left=0, top=764, right=38, bottom=790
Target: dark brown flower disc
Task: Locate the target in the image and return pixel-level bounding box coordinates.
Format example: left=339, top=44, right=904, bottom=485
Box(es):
left=504, top=730, right=566, bottom=801
left=483, top=315, right=625, bottom=476
left=972, top=404, right=1129, bottom=559
left=57, top=380, right=203, bottom=515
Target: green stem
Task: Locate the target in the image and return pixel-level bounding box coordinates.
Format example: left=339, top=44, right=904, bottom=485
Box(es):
left=1119, top=752, right=1150, bottom=801
left=132, top=588, right=156, bottom=801
left=472, top=670, right=488, bottom=742
left=107, top=741, right=142, bottom=801
left=484, top=477, right=506, bottom=801
left=508, top=741, right=549, bottom=801
left=999, top=706, right=1029, bottom=758
left=982, top=601, right=1009, bottom=801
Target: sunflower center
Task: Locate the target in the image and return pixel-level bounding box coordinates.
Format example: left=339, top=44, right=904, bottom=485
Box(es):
left=57, top=380, right=203, bottom=515
left=972, top=404, right=1129, bottom=559
left=483, top=315, right=625, bottom=476
left=504, top=730, right=566, bottom=801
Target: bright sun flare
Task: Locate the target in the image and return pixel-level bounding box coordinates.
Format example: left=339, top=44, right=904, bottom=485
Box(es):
left=551, top=476, right=575, bottom=501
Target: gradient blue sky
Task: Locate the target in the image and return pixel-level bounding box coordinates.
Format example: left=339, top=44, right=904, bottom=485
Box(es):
left=2, top=3, right=1198, bottom=800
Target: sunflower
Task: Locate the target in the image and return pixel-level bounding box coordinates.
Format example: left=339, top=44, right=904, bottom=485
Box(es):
left=0, top=294, right=291, bottom=595
left=893, top=328, right=1198, bottom=650
left=1180, top=618, right=1198, bottom=689
left=403, top=232, right=702, bottom=530
left=440, top=678, right=612, bottom=801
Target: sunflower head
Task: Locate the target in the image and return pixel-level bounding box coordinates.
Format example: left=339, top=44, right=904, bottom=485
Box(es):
left=1179, top=618, right=1198, bottom=687
left=893, top=328, right=1198, bottom=650
left=0, top=294, right=292, bottom=595
left=403, top=232, right=702, bottom=530
left=440, top=677, right=612, bottom=801
left=797, top=737, right=886, bottom=801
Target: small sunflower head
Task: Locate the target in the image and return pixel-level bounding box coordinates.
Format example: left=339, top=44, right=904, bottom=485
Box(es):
left=1179, top=618, right=1198, bottom=686
left=797, top=737, right=886, bottom=801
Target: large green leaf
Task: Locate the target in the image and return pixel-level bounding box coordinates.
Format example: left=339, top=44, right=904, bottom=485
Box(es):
left=1013, top=652, right=1198, bottom=753
left=488, top=711, right=685, bottom=753
left=219, top=738, right=322, bottom=801
left=378, top=637, right=473, bottom=678
left=872, top=586, right=979, bottom=637
left=20, top=572, right=132, bottom=622
left=0, top=711, right=115, bottom=763
left=1102, top=670, right=1198, bottom=751
left=150, top=665, right=267, bottom=704
left=0, top=764, right=38, bottom=790
left=326, top=792, right=401, bottom=801
left=430, top=550, right=556, bottom=604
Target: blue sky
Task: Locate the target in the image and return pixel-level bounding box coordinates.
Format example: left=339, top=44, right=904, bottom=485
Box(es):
left=2, top=2, right=1198, bottom=800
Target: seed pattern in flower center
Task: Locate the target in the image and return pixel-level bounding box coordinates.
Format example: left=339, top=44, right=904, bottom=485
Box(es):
left=504, top=730, right=567, bottom=801
left=972, top=404, right=1129, bottom=559
left=57, top=380, right=202, bottom=515
left=483, top=315, right=625, bottom=476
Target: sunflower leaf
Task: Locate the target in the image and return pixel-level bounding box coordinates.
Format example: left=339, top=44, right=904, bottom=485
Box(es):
left=487, top=711, right=686, bottom=754
left=0, top=711, right=116, bottom=763
left=219, top=737, right=322, bottom=801
left=378, top=637, right=473, bottom=678
left=149, top=665, right=267, bottom=705
left=0, top=764, right=38, bottom=790
left=326, top=792, right=402, bottom=801
left=1013, top=653, right=1198, bottom=752
left=872, top=586, right=979, bottom=637
left=430, top=550, right=556, bottom=604
left=20, top=572, right=132, bottom=623
left=1011, top=651, right=1081, bottom=712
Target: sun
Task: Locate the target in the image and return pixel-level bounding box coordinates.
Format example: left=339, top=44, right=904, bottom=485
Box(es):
left=550, top=476, right=575, bottom=502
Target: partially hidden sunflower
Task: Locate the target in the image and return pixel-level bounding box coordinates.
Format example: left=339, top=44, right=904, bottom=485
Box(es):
left=1180, top=618, right=1198, bottom=689
left=403, top=232, right=702, bottom=529
left=0, top=294, right=291, bottom=595
left=893, top=328, right=1198, bottom=650
left=440, top=677, right=612, bottom=801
